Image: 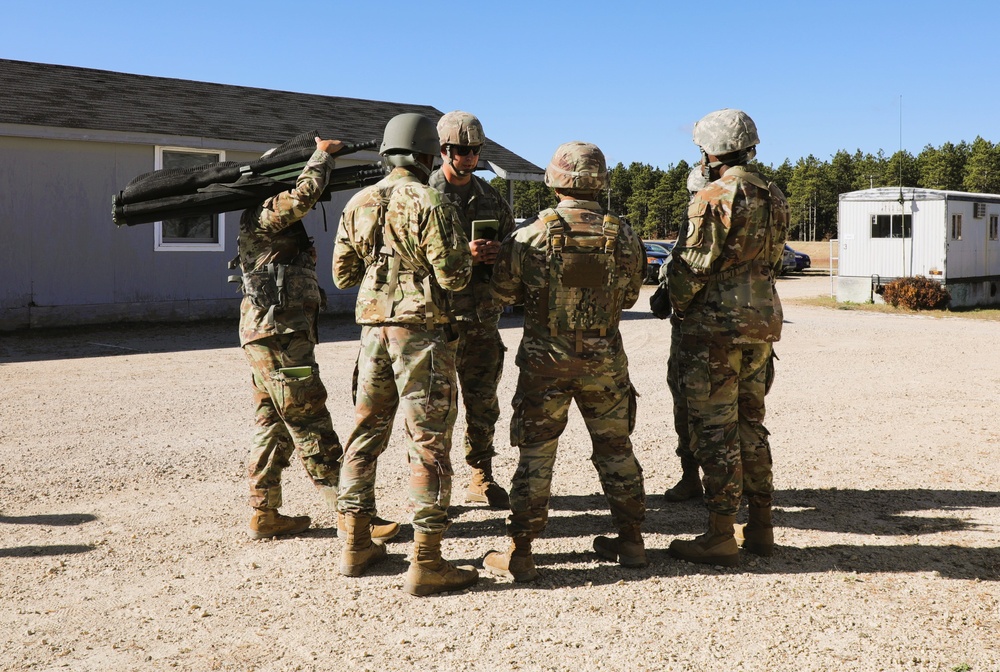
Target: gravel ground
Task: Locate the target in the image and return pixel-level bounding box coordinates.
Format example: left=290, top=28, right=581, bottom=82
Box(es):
left=1, top=274, right=998, bottom=671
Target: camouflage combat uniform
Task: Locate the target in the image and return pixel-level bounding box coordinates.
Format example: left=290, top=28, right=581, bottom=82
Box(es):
left=335, top=166, right=472, bottom=534
left=489, top=199, right=647, bottom=541
left=428, top=169, right=515, bottom=470
left=238, top=148, right=342, bottom=511
left=668, top=165, right=789, bottom=516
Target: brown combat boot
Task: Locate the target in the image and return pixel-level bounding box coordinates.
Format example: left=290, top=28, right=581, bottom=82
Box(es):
left=663, top=457, right=703, bottom=502
left=741, top=505, right=774, bottom=557
left=249, top=509, right=311, bottom=540
left=337, top=512, right=400, bottom=543
left=668, top=512, right=740, bottom=567
left=483, top=537, right=539, bottom=582
left=593, top=525, right=648, bottom=568
left=403, top=531, right=479, bottom=596
left=339, top=513, right=387, bottom=577
left=465, top=463, right=510, bottom=509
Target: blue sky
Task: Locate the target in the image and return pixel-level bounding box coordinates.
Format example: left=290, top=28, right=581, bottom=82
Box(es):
left=4, top=0, right=998, bottom=171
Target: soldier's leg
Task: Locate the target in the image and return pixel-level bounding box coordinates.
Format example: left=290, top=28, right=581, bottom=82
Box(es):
left=738, top=344, right=774, bottom=509
left=390, top=326, right=479, bottom=596
left=455, top=321, right=509, bottom=506
left=266, top=332, right=342, bottom=498
left=683, top=337, right=743, bottom=515
left=243, top=337, right=296, bottom=510
left=338, top=327, right=397, bottom=517
left=576, top=370, right=646, bottom=528
left=668, top=337, right=742, bottom=566
left=506, top=370, right=572, bottom=541
left=664, top=316, right=702, bottom=501
left=387, top=326, right=459, bottom=534
left=455, top=321, right=505, bottom=466
left=737, top=344, right=775, bottom=556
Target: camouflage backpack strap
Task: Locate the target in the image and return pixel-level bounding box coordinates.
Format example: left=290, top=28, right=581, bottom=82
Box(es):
left=541, top=209, right=566, bottom=336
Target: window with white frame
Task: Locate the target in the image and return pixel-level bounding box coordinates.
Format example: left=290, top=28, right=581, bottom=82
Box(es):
left=154, top=147, right=226, bottom=251
left=870, top=214, right=911, bottom=238
left=991, top=214, right=998, bottom=241
left=951, top=213, right=962, bottom=241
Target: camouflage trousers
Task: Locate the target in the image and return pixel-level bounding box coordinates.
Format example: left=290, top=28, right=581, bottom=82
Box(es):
left=454, top=320, right=506, bottom=468
left=338, top=325, right=459, bottom=534
left=243, top=332, right=342, bottom=510
left=678, top=335, right=774, bottom=515
left=667, top=315, right=694, bottom=460
left=506, top=367, right=646, bottom=540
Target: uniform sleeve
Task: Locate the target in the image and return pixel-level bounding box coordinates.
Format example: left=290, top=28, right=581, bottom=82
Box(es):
left=620, top=227, right=645, bottom=309
left=496, top=193, right=517, bottom=242
left=332, top=210, right=364, bottom=289
left=422, top=201, right=472, bottom=292
left=487, top=235, right=523, bottom=308
left=668, top=193, right=729, bottom=313
left=253, top=150, right=335, bottom=235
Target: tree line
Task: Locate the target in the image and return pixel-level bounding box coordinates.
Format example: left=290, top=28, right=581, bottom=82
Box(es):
left=491, top=136, right=1000, bottom=242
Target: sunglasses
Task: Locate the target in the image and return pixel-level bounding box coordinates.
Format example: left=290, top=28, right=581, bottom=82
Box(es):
left=450, top=145, right=482, bottom=157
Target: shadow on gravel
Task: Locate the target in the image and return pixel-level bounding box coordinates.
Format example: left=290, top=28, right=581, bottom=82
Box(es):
left=453, top=490, right=1000, bottom=584
left=0, top=513, right=98, bottom=526
left=0, top=314, right=363, bottom=363
left=0, top=544, right=96, bottom=558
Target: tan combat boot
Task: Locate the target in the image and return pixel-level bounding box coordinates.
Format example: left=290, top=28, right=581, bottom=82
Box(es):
left=593, top=525, right=648, bottom=568
left=663, top=457, right=703, bottom=502
left=339, top=513, right=388, bottom=577
left=465, top=463, right=510, bottom=509
left=402, top=531, right=479, bottom=596
left=249, top=509, right=311, bottom=540
left=741, top=505, right=774, bottom=556
left=337, top=512, right=400, bottom=543
left=483, top=537, right=539, bottom=582
left=668, top=512, right=740, bottom=567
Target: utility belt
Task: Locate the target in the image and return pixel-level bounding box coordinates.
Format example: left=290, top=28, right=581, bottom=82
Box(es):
left=377, top=244, right=448, bottom=331
left=229, top=255, right=318, bottom=326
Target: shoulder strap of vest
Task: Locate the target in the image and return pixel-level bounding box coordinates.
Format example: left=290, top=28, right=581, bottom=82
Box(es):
left=602, top=214, right=620, bottom=254
left=541, top=209, right=565, bottom=252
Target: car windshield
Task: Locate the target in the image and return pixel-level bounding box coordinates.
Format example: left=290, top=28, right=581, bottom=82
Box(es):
left=644, top=243, right=671, bottom=254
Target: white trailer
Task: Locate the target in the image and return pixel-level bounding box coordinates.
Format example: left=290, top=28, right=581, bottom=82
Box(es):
left=837, top=187, right=1000, bottom=307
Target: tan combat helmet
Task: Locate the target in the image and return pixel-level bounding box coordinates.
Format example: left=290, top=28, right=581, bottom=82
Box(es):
left=437, top=111, right=485, bottom=147
left=544, top=141, right=608, bottom=191
left=692, top=108, right=759, bottom=157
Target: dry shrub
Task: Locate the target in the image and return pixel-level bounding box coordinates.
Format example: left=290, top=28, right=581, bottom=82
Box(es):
left=881, top=276, right=950, bottom=310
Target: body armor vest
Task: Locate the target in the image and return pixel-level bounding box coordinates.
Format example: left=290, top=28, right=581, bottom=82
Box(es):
left=541, top=209, right=624, bottom=353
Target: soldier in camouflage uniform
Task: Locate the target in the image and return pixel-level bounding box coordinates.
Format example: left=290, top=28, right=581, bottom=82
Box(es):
left=482, top=142, right=647, bottom=582
left=238, top=137, right=346, bottom=540
left=662, top=167, right=709, bottom=503
left=334, top=113, right=478, bottom=596
left=428, top=111, right=516, bottom=509
left=667, top=109, right=789, bottom=567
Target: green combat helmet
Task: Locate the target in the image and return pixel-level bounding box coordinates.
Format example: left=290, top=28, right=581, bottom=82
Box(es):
left=692, top=108, right=759, bottom=157
left=380, top=113, right=439, bottom=176
left=437, top=110, right=485, bottom=148
left=544, top=141, right=608, bottom=191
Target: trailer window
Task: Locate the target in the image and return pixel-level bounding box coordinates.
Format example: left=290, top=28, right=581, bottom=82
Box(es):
left=991, top=214, right=998, bottom=241
left=870, top=214, right=911, bottom=238
left=154, top=147, right=226, bottom=252
left=951, top=214, right=962, bottom=241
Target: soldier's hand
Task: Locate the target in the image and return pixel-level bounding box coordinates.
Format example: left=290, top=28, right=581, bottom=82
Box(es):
left=315, top=138, right=345, bottom=155
left=470, top=239, right=500, bottom=265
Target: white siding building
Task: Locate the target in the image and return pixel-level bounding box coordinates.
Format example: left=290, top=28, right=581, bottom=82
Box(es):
left=837, top=187, right=1000, bottom=307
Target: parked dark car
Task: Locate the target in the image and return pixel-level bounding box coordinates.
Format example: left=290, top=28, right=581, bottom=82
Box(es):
left=781, top=244, right=811, bottom=274
left=643, top=241, right=674, bottom=284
